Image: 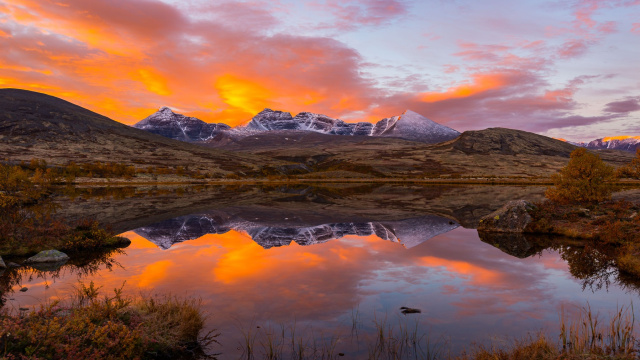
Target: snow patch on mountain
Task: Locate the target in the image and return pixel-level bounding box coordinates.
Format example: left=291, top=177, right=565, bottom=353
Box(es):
left=373, top=110, right=460, bottom=143
left=229, top=108, right=459, bottom=144
left=133, top=107, right=230, bottom=142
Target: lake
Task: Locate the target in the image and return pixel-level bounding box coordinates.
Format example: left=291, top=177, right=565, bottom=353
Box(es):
left=2, top=184, right=638, bottom=358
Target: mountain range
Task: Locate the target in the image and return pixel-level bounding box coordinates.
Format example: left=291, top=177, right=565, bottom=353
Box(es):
left=573, top=136, right=640, bottom=152
left=135, top=106, right=639, bottom=153
left=133, top=107, right=461, bottom=145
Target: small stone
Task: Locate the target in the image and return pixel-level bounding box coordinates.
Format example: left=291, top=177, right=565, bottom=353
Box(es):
left=400, top=306, right=422, bottom=314
left=25, top=250, right=70, bottom=264
left=8, top=262, right=21, bottom=268
left=19, top=307, right=29, bottom=311
left=19, top=287, right=28, bottom=292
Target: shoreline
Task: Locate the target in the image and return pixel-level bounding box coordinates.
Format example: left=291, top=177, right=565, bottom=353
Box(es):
left=66, top=178, right=640, bottom=186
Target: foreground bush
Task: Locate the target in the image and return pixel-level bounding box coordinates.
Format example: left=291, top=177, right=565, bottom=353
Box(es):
left=0, top=282, right=218, bottom=360
left=545, top=148, right=616, bottom=204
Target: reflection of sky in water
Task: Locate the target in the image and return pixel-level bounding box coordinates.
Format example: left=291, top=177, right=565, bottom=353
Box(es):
left=5, top=227, right=639, bottom=357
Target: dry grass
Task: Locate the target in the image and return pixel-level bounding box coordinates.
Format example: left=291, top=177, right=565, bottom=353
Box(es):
left=0, top=281, right=218, bottom=360
left=457, top=304, right=638, bottom=360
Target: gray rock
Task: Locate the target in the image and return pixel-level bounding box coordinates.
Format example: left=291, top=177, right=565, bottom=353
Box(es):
left=19, top=287, right=28, bottom=292
left=8, top=262, right=21, bottom=268
left=25, top=250, right=70, bottom=263
left=0, top=255, right=5, bottom=269
left=477, top=200, right=535, bottom=233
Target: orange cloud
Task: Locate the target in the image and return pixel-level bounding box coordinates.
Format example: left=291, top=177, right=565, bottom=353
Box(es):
left=215, top=74, right=274, bottom=118
left=602, top=135, right=640, bottom=142
left=420, top=74, right=506, bottom=102
left=136, top=68, right=171, bottom=96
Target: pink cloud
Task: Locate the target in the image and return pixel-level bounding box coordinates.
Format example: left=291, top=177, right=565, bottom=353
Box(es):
left=309, top=0, right=408, bottom=30
left=557, top=39, right=592, bottom=58
left=596, top=21, right=618, bottom=34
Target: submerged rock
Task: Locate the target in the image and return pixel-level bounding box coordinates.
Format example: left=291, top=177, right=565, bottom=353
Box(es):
left=25, top=250, right=70, bottom=264
left=478, top=200, right=535, bottom=233
left=0, top=255, right=5, bottom=269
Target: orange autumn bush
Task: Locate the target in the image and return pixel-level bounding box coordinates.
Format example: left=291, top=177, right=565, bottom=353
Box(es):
left=546, top=148, right=616, bottom=205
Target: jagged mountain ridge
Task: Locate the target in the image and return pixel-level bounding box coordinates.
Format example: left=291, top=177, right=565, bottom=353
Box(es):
left=584, top=136, right=640, bottom=152
left=132, top=213, right=460, bottom=250
left=133, top=107, right=230, bottom=142
left=135, top=107, right=460, bottom=144
left=230, top=108, right=461, bottom=144
left=558, top=136, right=640, bottom=152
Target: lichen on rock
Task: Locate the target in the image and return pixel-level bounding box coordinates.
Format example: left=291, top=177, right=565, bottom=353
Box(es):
left=478, top=200, right=536, bottom=233
left=25, top=249, right=70, bottom=264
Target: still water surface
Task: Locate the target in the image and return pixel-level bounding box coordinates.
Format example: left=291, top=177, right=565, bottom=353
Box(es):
left=2, top=185, right=638, bottom=358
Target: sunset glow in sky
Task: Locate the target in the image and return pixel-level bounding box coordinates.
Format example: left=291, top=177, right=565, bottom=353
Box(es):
left=1, top=0, right=639, bottom=140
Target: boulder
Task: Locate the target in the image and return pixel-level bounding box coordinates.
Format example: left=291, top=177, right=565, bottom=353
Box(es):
left=25, top=250, right=70, bottom=264
left=0, top=255, right=5, bottom=269
left=478, top=200, right=535, bottom=233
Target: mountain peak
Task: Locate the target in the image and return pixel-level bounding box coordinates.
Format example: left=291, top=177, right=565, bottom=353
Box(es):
left=372, top=110, right=460, bottom=143
left=133, top=108, right=230, bottom=142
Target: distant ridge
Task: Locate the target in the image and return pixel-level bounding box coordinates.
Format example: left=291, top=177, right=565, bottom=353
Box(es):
left=584, top=136, right=640, bottom=152
left=556, top=136, right=640, bottom=152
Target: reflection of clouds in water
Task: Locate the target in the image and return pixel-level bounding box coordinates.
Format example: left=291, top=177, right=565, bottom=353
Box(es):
left=4, top=227, right=639, bottom=355
left=137, top=260, right=173, bottom=288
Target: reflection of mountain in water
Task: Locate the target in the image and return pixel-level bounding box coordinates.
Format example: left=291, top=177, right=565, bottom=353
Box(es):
left=133, top=213, right=459, bottom=250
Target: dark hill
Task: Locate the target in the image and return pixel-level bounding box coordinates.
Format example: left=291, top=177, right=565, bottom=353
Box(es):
left=0, top=89, right=285, bottom=175
left=447, top=128, right=577, bottom=156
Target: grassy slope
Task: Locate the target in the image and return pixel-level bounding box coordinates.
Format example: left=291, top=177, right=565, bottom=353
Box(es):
left=0, top=88, right=289, bottom=176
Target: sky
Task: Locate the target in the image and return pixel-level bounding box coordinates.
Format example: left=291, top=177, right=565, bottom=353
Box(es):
left=0, top=0, right=639, bottom=141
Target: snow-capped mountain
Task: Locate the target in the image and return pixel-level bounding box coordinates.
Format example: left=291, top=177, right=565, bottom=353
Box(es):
left=133, top=107, right=230, bottom=143
left=230, top=108, right=459, bottom=143
left=135, top=107, right=460, bottom=144
left=584, top=136, right=640, bottom=152
left=372, top=110, right=460, bottom=143
left=132, top=213, right=460, bottom=250
left=239, top=109, right=376, bottom=136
